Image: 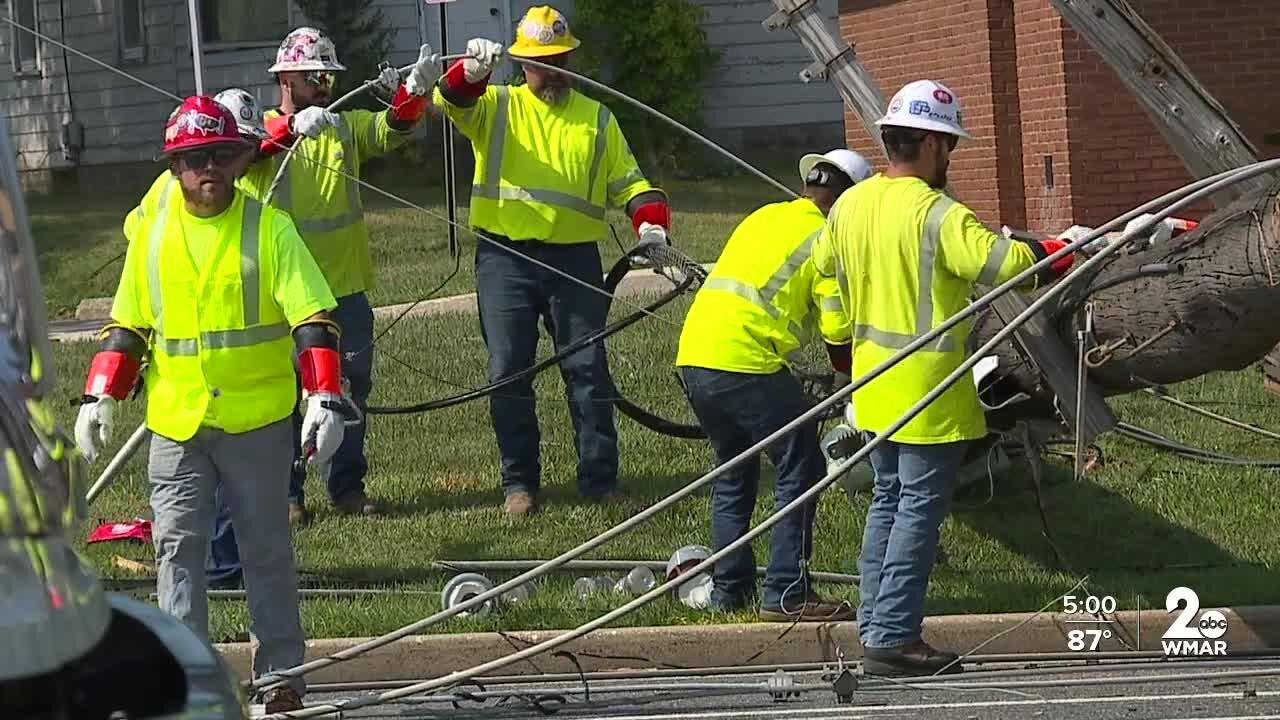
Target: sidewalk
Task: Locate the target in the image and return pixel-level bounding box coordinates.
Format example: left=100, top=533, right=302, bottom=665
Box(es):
left=49, top=265, right=712, bottom=343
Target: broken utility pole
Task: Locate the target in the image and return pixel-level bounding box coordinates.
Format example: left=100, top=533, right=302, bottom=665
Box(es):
left=763, top=0, right=1118, bottom=446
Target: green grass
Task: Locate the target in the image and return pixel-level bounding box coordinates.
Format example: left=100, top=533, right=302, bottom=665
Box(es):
left=30, top=157, right=786, bottom=319
left=33, top=163, right=1280, bottom=643
left=50, top=304, right=1280, bottom=643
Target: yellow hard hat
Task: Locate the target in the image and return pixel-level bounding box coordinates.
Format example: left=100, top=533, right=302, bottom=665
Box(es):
left=509, top=6, right=580, bottom=58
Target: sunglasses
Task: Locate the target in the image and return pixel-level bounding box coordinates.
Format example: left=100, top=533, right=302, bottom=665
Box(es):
left=304, top=71, right=336, bottom=89
left=174, top=146, right=243, bottom=171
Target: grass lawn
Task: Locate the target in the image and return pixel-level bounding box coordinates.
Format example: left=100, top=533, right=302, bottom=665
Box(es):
left=49, top=303, right=1280, bottom=643
left=31, top=160, right=1280, bottom=644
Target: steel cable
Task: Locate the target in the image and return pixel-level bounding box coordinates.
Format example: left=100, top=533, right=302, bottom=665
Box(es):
left=255, top=152, right=1280, bottom=715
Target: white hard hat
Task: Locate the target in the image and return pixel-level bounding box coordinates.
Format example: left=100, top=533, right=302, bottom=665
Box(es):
left=213, top=88, right=267, bottom=140
left=799, top=149, right=873, bottom=186
left=268, top=26, right=347, bottom=73
left=876, top=79, right=971, bottom=140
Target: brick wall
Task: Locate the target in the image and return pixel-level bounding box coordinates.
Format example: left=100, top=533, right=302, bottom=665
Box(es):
left=837, top=0, right=1280, bottom=233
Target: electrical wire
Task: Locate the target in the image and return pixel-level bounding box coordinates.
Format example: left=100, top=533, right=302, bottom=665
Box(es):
left=252, top=158, right=1278, bottom=696
left=256, top=142, right=1280, bottom=719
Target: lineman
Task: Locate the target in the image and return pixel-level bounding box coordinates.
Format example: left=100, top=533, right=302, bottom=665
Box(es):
left=676, top=149, right=869, bottom=621
left=812, top=80, right=1075, bottom=676
left=73, top=97, right=346, bottom=712
left=432, top=6, right=673, bottom=517
left=246, top=27, right=438, bottom=522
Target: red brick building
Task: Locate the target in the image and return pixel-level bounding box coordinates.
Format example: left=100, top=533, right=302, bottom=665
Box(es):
left=837, top=0, right=1280, bottom=234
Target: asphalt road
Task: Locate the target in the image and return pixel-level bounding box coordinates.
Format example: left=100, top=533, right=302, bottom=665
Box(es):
left=254, top=658, right=1280, bottom=720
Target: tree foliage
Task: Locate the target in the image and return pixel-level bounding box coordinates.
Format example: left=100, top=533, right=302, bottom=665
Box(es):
left=293, top=0, right=396, bottom=110
left=568, top=0, right=722, bottom=177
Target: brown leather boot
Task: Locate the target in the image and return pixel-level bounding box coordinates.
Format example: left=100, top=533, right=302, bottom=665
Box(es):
left=503, top=491, right=538, bottom=517
left=288, top=500, right=311, bottom=527
left=863, top=640, right=963, bottom=676
left=262, top=686, right=304, bottom=713
left=760, top=595, right=855, bottom=623
left=333, top=489, right=382, bottom=516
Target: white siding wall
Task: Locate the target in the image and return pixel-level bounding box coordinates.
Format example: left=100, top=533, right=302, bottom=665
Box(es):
left=0, top=0, right=844, bottom=172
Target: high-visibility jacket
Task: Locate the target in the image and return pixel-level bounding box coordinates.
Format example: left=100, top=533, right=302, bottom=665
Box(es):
left=812, top=174, right=1040, bottom=444
left=239, top=109, right=412, bottom=298
left=677, top=198, right=850, bottom=374
left=111, top=182, right=336, bottom=441
left=432, top=83, right=654, bottom=243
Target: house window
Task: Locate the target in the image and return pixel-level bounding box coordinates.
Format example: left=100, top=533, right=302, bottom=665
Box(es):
left=200, top=0, right=290, bottom=46
left=118, top=0, right=146, bottom=61
left=9, top=0, right=40, bottom=74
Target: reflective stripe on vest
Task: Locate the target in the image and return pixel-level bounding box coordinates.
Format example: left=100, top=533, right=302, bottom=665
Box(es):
left=698, top=228, right=822, bottom=348
left=274, top=118, right=364, bottom=234
left=851, top=195, right=960, bottom=353
left=146, top=189, right=288, bottom=355
left=472, top=86, right=613, bottom=220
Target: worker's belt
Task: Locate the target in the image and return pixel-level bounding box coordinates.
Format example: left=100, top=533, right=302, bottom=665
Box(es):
left=475, top=231, right=596, bottom=249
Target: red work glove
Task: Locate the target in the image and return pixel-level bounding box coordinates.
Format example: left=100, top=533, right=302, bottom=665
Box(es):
left=1036, top=238, right=1075, bottom=281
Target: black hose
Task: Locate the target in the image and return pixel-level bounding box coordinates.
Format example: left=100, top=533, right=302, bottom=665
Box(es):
left=363, top=243, right=704, bottom=430
left=1115, top=420, right=1280, bottom=467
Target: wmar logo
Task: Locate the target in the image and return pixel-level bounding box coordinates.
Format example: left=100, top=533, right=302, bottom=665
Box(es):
left=1160, top=586, right=1228, bottom=656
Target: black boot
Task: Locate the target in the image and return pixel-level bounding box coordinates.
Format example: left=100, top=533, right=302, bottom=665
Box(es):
left=863, top=640, right=962, bottom=676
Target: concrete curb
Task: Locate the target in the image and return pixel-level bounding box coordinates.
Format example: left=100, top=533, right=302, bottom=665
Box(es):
left=50, top=265, right=713, bottom=343
left=216, top=604, right=1280, bottom=684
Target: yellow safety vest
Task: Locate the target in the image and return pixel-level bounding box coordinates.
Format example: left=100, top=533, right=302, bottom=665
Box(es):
left=676, top=197, right=850, bottom=374
left=240, top=109, right=411, bottom=298
left=813, top=174, right=1040, bottom=444
left=433, top=83, right=655, bottom=243
left=123, top=181, right=309, bottom=441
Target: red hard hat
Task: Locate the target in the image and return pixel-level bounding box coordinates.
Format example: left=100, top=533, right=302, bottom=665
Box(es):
left=161, top=95, right=249, bottom=156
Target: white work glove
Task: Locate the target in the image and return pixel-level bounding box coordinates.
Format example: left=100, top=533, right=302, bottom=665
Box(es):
left=375, top=64, right=402, bottom=95
left=463, top=38, right=504, bottom=83
left=300, top=392, right=345, bottom=466
left=405, top=43, right=436, bottom=96
left=1056, top=224, right=1109, bottom=255
left=292, top=106, right=339, bottom=139
left=74, top=396, right=116, bottom=464
left=637, top=222, right=669, bottom=246
left=1122, top=213, right=1174, bottom=249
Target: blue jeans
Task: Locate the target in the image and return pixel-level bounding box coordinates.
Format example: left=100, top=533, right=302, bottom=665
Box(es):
left=858, top=438, right=968, bottom=648
left=206, top=292, right=375, bottom=580
left=679, top=366, right=821, bottom=610
left=474, top=235, right=618, bottom=497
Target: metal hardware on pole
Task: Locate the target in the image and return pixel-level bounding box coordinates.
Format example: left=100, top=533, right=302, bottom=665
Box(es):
left=185, top=0, right=205, bottom=96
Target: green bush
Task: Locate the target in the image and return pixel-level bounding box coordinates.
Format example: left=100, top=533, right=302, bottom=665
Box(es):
left=567, top=0, right=722, bottom=180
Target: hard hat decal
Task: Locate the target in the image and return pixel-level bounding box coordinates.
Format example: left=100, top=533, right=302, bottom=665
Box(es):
left=179, top=111, right=226, bottom=137
left=932, top=88, right=954, bottom=104
left=909, top=100, right=931, bottom=116
left=521, top=17, right=564, bottom=44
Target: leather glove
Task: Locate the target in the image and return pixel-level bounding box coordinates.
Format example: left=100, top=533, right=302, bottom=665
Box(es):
left=637, top=221, right=669, bottom=246
left=301, top=392, right=345, bottom=466
left=463, top=38, right=504, bottom=83
left=1037, top=238, right=1075, bottom=280
left=1122, top=213, right=1174, bottom=249
left=75, top=396, right=116, bottom=464
left=375, top=64, right=402, bottom=95
left=405, top=43, right=436, bottom=96
left=292, top=106, right=339, bottom=139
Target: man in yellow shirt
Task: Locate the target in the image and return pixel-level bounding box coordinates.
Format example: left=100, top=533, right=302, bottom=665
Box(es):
left=677, top=149, right=870, bottom=622
left=72, top=97, right=346, bottom=713
left=248, top=27, right=437, bottom=521
left=812, top=80, right=1075, bottom=676
left=432, top=6, right=673, bottom=517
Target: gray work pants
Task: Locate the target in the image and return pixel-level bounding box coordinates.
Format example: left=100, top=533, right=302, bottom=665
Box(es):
left=148, top=418, right=306, bottom=696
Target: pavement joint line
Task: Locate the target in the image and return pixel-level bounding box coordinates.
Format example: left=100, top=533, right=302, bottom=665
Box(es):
left=215, top=604, right=1280, bottom=685
left=50, top=264, right=715, bottom=343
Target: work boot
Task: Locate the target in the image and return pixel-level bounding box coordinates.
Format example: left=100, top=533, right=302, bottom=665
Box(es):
left=504, top=491, right=538, bottom=517
left=262, top=687, right=304, bottom=713
left=288, top=500, right=311, bottom=527
left=862, top=640, right=962, bottom=677
left=760, top=594, right=855, bottom=623
left=333, top=490, right=382, bottom=516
